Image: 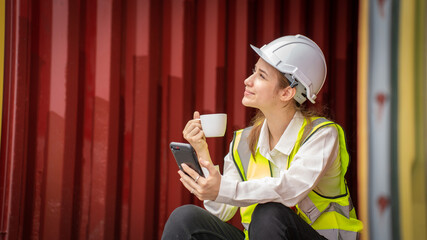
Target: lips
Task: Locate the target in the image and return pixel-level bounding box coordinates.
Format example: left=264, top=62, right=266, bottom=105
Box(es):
left=244, top=89, right=254, bottom=96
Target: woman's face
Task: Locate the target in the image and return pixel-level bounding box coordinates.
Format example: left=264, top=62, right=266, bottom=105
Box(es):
left=242, top=58, right=286, bottom=110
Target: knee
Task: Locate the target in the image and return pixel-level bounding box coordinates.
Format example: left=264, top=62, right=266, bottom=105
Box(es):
left=251, top=202, right=293, bottom=225
left=249, top=203, right=295, bottom=235
left=166, top=204, right=203, bottom=226
left=162, top=204, right=206, bottom=238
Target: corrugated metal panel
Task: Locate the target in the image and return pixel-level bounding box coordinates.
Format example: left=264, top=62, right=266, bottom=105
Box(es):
left=0, top=0, right=359, bottom=239
left=0, top=0, right=5, bottom=238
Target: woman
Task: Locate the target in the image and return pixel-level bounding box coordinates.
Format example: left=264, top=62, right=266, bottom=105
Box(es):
left=162, top=34, right=363, bottom=240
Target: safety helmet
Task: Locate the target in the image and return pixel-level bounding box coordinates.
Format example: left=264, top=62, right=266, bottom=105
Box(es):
left=250, top=34, right=327, bottom=104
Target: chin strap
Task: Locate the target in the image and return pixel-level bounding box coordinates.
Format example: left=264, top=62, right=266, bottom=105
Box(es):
left=284, top=73, right=299, bottom=88
left=284, top=73, right=308, bottom=104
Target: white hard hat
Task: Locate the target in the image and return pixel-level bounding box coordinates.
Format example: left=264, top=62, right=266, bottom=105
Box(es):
left=250, top=34, right=327, bottom=104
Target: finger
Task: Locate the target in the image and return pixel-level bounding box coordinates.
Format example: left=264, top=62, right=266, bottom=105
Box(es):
left=188, top=127, right=205, bottom=142
left=183, top=119, right=201, bottom=133
left=178, top=169, right=201, bottom=192
left=195, top=128, right=205, bottom=138
left=193, top=111, right=200, bottom=120
left=199, top=158, right=217, bottom=177
left=189, top=125, right=201, bottom=136
left=178, top=169, right=196, bottom=185
left=179, top=177, right=197, bottom=195
left=181, top=164, right=200, bottom=180
left=183, top=120, right=192, bottom=133
left=184, top=121, right=203, bottom=137
left=187, top=118, right=202, bottom=128
left=181, top=164, right=205, bottom=190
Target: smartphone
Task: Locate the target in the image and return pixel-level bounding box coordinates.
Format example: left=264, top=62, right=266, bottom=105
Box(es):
left=169, top=142, right=205, bottom=177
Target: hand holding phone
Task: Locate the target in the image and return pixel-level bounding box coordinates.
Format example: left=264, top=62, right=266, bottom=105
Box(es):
left=169, top=142, right=205, bottom=177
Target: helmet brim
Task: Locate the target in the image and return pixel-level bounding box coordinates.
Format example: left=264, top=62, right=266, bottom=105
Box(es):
left=250, top=44, right=279, bottom=70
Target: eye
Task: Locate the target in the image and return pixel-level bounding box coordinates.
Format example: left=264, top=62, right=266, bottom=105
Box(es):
left=253, top=67, right=266, bottom=79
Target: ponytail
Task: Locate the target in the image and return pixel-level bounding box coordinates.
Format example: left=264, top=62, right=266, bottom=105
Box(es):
left=248, top=110, right=265, bottom=157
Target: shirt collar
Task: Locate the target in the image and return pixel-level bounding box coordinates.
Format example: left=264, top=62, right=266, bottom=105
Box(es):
left=256, top=111, right=304, bottom=156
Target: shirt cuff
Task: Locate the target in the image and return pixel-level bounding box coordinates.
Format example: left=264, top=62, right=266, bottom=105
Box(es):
left=215, top=176, right=238, bottom=204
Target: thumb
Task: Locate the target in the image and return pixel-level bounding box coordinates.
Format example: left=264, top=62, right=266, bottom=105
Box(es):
left=193, top=111, right=200, bottom=120
left=199, top=158, right=216, bottom=175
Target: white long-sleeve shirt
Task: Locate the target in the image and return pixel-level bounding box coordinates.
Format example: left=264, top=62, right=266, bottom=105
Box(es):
left=204, top=111, right=342, bottom=227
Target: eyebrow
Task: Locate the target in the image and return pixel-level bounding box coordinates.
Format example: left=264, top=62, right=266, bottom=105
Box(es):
left=255, top=65, right=269, bottom=76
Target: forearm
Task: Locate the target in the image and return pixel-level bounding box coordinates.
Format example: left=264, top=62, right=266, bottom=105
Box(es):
left=215, top=127, right=339, bottom=207
left=215, top=174, right=307, bottom=207
left=195, top=145, right=212, bottom=164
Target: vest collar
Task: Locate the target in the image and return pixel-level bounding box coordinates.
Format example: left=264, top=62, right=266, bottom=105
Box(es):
left=257, top=111, right=305, bottom=160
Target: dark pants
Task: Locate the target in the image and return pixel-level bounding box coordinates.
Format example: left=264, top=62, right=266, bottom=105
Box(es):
left=162, top=203, right=327, bottom=240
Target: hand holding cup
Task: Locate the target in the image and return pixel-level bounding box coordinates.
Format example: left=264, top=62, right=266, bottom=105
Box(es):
left=183, top=111, right=227, bottom=154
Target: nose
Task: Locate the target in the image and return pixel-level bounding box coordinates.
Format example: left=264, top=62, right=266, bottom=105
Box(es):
left=244, top=73, right=255, bottom=86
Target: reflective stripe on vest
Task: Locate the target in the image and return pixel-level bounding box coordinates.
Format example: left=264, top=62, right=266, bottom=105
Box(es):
left=231, top=117, right=363, bottom=239
left=317, top=229, right=360, bottom=240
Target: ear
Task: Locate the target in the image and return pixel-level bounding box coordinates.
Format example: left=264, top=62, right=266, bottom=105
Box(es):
left=279, top=86, right=296, bottom=102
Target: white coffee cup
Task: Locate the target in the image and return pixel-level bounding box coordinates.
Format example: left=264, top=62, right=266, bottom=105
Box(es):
left=200, top=113, right=227, bottom=137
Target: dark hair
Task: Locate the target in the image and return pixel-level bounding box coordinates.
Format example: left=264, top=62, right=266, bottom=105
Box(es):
left=247, top=72, right=325, bottom=157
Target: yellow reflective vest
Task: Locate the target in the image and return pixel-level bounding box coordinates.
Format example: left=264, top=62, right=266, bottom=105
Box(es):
left=231, top=117, right=363, bottom=239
